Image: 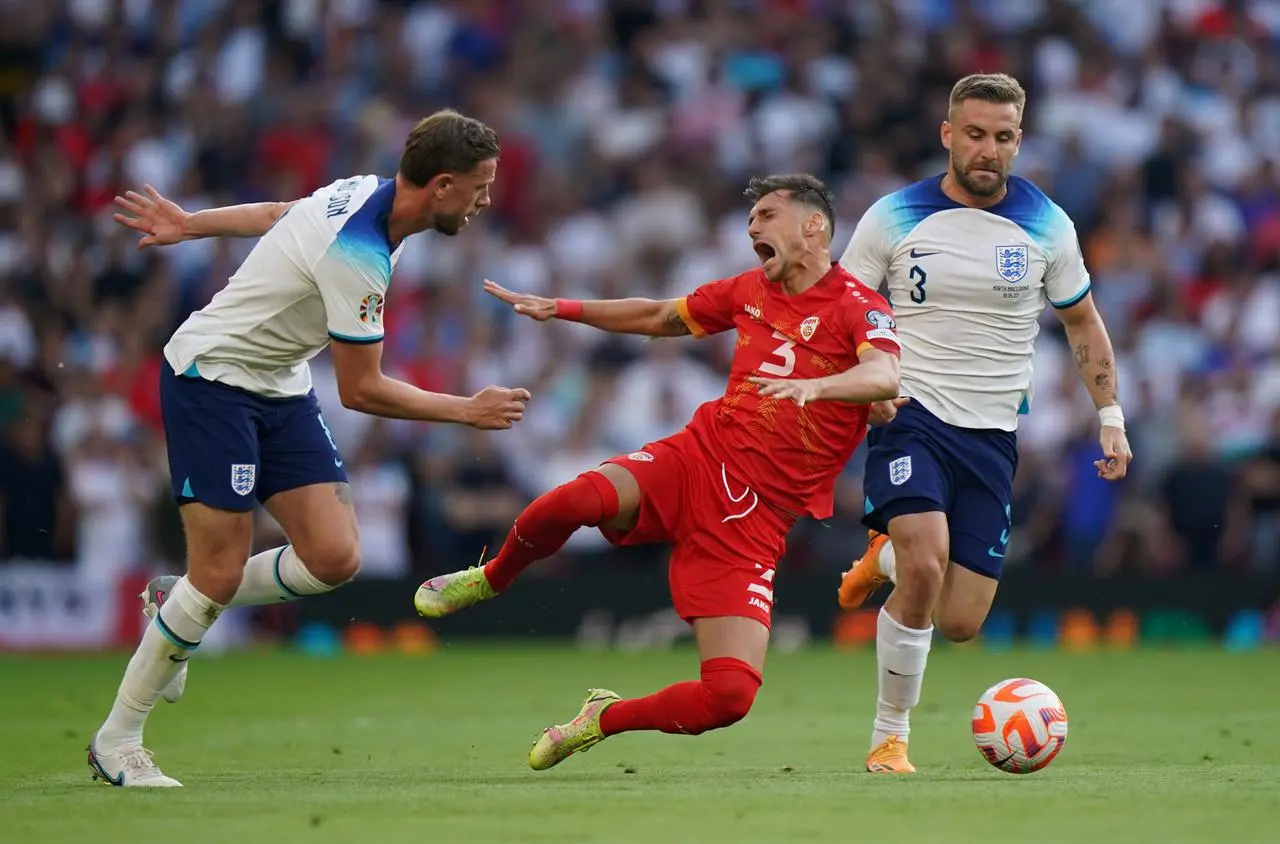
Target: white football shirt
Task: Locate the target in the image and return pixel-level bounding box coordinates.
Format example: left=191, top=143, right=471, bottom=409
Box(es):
left=840, top=175, right=1090, bottom=431
left=164, top=175, right=402, bottom=398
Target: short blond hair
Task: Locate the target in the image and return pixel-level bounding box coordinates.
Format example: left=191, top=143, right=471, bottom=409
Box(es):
left=949, top=73, right=1026, bottom=118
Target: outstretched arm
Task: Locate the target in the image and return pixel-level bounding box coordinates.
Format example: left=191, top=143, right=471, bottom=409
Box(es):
left=317, top=251, right=530, bottom=429
left=1055, top=292, right=1133, bottom=480
left=483, top=279, right=691, bottom=337
left=113, top=184, right=295, bottom=249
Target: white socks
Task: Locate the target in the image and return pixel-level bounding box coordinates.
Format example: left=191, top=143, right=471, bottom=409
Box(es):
left=876, top=540, right=897, bottom=581
left=872, top=607, right=933, bottom=748
left=95, top=548, right=349, bottom=752
left=96, top=577, right=223, bottom=752
left=228, top=545, right=342, bottom=607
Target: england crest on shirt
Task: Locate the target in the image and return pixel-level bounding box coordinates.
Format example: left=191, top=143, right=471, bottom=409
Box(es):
left=231, top=464, right=256, bottom=496
left=995, top=244, right=1029, bottom=284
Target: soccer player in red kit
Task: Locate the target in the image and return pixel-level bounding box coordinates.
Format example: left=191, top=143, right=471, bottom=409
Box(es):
left=415, top=173, right=902, bottom=769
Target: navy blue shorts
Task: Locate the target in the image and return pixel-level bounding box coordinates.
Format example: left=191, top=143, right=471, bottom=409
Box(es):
left=861, top=400, right=1017, bottom=579
left=160, top=364, right=348, bottom=512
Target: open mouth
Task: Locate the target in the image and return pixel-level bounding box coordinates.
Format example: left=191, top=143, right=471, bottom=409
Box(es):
left=753, top=241, right=777, bottom=267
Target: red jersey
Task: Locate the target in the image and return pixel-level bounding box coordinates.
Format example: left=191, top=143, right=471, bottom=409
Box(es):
left=674, top=264, right=900, bottom=519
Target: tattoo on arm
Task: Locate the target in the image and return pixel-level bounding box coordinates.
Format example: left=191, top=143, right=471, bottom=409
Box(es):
left=334, top=483, right=353, bottom=506
left=1072, top=334, right=1120, bottom=404
left=1097, top=356, right=1116, bottom=401
left=1074, top=338, right=1116, bottom=388
left=664, top=307, right=692, bottom=336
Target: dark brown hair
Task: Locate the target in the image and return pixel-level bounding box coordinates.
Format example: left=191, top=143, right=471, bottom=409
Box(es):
left=744, top=173, right=836, bottom=238
left=399, top=109, right=501, bottom=187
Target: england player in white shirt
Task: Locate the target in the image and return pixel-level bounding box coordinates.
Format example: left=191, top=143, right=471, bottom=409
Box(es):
left=836, top=75, right=1133, bottom=773
left=88, top=110, right=531, bottom=787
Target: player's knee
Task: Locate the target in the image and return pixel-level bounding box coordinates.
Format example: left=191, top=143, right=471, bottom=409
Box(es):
left=705, top=680, right=757, bottom=729
left=889, top=521, right=947, bottom=580
left=186, top=544, right=251, bottom=603
left=936, top=616, right=981, bottom=643
left=888, top=552, right=944, bottom=630
left=326, top=547, right=361, bottom=585
left=294, top=537, right=361, bottom=587
left=182, top=506, right=254, bottom=602
left=187, top=555, right=248, bottom=605
left=935, top=601, right=986, bottom=642
left=689, top=683, right=756, bottom=735
left=695, top=659, right=761, bottom=733
left=894, top=551, right=945, bottom=598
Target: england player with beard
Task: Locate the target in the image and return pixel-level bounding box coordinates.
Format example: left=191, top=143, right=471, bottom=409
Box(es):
left=837, top=74, right=1132, bottom=773
left=88, top=110, right=531, bottom=787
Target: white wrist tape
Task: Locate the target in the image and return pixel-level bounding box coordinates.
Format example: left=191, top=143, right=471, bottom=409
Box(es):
left=1099, top=404, right=1125, bottom=430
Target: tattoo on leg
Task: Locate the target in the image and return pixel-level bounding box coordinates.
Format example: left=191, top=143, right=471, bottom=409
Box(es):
left=1094, top=373, right=1111, bottom=390
left=1100, top=357, right=1113, bottom=369
left=1073, top=343, right=1090, bottom=368
left=334, top=483, right=353, bottom=506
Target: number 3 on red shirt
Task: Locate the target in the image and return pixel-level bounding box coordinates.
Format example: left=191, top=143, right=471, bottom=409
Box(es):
left=758, top=330, right=797, bottom=377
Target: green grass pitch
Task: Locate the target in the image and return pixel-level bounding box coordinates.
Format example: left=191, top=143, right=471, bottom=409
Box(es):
left=1, top=645, right=1276, bottom=843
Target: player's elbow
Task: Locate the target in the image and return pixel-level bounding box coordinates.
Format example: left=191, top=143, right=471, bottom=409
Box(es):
left=337, top=377, right=377, bottom=412
left=339, top=391, right=373, bottom=413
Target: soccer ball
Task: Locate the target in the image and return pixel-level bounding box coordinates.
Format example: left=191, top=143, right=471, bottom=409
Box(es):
left=971, top=678, right=1068, bottom=774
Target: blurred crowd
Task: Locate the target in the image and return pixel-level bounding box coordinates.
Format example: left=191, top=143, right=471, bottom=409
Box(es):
left=1, top=0, right=1279, bottom=582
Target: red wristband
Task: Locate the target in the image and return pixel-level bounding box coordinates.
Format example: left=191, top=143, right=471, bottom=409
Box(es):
left=555, top=298, right=583, bottom=322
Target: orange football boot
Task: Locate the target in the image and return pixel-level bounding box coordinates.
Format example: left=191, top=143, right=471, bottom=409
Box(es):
left=866, top=735, right=915, bottom=773
left=838, top=530, right=891, bottom=610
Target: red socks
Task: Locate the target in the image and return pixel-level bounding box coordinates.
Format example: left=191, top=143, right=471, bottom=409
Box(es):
left=485, top=474, right=763, bottom=739
left=483, top=471, right=619, bottom=592
left=599, top=657, right=762, bottom=736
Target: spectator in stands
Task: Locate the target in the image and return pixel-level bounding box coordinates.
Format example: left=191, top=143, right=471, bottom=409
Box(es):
left=1, top=0, right=1278, bottom=580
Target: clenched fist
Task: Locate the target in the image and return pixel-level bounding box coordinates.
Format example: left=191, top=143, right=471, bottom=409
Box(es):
left=465, top=386, right=532, bottom=430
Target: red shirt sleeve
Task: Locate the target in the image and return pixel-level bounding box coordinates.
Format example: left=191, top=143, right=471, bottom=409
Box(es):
left=675, top=273, right=744, bottom=338
left=849, top=291, right=901, bottom=358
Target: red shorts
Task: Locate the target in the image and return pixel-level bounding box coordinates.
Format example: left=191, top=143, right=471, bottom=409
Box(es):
left=599, top=428, right=796, bottom=629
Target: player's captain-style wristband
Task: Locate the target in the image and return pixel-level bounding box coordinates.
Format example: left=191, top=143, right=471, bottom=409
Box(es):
left=555, top=299, right=584, bottom=322
left=1098, top=404, right=1125, bottom=430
